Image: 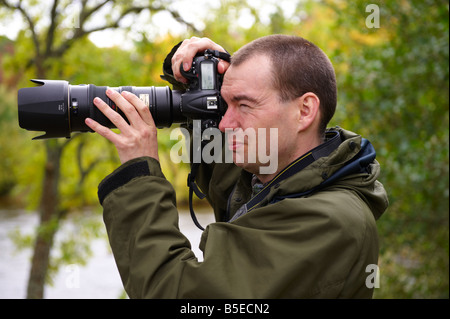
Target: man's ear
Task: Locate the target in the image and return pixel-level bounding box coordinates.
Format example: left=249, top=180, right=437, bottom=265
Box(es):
left=297, top=92, right=320, bottom=132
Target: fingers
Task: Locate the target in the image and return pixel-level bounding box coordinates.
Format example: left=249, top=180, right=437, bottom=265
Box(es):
left=120, top=91, right=155, bottom=128
left=86, top=89, right=159, bottom=164
left=172, top=37, right=229, bottom=83
left=218, top=60, right=230, bottom=75
left=85, top=117, right=120, bottom=144
left=92, top=93, right=130, bottom=133
left=105, top=89, right=155, bottom=130
left=87, top=89, right=156, bottom=141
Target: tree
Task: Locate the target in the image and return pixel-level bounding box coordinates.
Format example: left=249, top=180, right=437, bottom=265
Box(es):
left=0, top=0, right=196, bottom=299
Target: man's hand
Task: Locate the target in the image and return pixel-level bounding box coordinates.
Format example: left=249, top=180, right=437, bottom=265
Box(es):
left=171, top=37, right=230, bottom=84
left=85, top=88, right=159, bottom=164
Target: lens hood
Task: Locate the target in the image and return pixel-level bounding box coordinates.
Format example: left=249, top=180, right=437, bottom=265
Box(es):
left=18, top=79, right=70, bottom=139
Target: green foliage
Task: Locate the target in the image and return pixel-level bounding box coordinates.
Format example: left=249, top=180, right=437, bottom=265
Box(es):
left=0, top=85, right=44, bottom=207
left=48, top=211, right=105, bottom=281
left=0, top=86, right=20, bottom=197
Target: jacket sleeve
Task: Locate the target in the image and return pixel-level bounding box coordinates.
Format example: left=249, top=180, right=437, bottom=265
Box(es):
left=99, top=157, right=376, bottom=298
left=99, top=156, right=197, bottom=298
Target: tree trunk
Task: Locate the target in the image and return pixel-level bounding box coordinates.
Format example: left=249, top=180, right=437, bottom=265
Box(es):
left=26, top=140, right=63, bottom=299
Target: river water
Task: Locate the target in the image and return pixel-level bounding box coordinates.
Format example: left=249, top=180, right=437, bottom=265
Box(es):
left=0, top=209, right=215, bottom=299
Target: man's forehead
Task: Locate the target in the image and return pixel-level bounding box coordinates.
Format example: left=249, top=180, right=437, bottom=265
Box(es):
left=229, top=54, right=271, bottom=74
left=222, top=55, right=272, bottom=91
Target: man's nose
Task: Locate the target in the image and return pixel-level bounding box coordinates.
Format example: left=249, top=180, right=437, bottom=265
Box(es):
left=218, top=106, right=239, bottom=132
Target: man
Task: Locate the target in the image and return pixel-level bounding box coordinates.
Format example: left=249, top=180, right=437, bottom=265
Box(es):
left=85, top=35, right=388, bottom=298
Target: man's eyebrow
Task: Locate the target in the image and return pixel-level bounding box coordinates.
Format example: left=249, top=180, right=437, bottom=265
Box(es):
left=230, top=94, right=258, bottom=104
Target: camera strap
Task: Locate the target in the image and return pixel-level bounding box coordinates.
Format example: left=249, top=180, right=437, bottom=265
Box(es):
left=187, top=162, right=207, bottom=231
left=204, top=49, right=231, bottom=62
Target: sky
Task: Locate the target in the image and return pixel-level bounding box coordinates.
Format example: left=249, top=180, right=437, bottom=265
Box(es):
left=0, top=0, right=299, bottom=50
left=0, top=0, right=210, bottom=49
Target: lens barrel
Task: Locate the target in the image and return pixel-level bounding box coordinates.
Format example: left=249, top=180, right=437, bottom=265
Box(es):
left=18, top=79, right=182, bottom=140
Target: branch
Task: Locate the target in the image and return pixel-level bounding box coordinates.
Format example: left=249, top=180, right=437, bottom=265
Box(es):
left=75, top=137, right=112, bottom=187
left=79, top=0, right=112, bottom=26
left=44, top=0, right=59, bottom=57
left=51, top=3, right=199, bottom=58
left=165, top=7, right=199, bottom=33
left=0, top=0, right=41, bottom=55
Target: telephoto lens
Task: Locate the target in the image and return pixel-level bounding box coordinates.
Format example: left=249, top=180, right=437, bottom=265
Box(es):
left=18, top=79, right=182, bottom=140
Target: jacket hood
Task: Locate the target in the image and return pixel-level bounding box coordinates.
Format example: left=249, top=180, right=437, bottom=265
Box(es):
left=266, top=127, right=389, bottom=220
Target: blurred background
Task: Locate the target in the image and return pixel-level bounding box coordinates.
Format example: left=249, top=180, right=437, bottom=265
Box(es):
left=0, top=0, right=448, bottom=299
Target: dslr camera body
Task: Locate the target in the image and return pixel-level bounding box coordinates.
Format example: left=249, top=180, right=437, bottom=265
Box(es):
left=18, top=49, right=230, bottom=140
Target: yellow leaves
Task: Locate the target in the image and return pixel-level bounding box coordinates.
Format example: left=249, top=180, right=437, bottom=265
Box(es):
left=348, top=28, right=389, bottom=47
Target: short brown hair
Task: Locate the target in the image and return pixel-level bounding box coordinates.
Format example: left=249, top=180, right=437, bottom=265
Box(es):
left=231, top=35, right=337, bottom=135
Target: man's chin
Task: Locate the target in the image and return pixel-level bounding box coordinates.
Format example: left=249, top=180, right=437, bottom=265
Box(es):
left=232, top=158, right=258, bottom=175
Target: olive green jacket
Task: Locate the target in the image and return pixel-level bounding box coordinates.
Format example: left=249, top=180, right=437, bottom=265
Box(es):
left=98, top=127, right=388, bottom=298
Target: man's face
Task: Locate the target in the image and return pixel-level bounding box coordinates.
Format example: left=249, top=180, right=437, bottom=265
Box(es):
left=219, top=54, right=300, bottom=178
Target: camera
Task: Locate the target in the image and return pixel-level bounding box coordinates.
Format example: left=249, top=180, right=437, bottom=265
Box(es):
left=17, top=50, right=229, bottom=140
